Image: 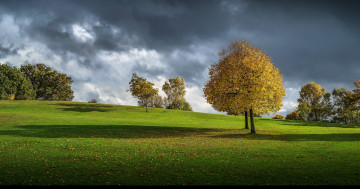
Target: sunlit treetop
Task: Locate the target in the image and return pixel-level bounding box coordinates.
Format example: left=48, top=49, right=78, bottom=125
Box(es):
left=204, top=40, right=286, bottom=116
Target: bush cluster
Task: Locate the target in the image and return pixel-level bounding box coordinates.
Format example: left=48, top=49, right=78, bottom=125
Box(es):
left=272, top=114, right=284, bottom=119
left=88, top=99, right=97, bottom=103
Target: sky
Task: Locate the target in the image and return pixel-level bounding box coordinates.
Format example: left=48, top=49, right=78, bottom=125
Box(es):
left=0, top=0, right=359, bottom=117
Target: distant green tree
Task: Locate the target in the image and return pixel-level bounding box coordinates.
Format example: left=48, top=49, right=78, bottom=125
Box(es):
left=336, top=80, right=360, bottom=125
left=320, top=92, right=333, bottom=121
left=20, top=64, right=74, bottom=101
left=297, top=82, right=332, bottom=121
left=162, top=76, right=192, bottom=111
left=128, top=73, right=159, bottom=112
left=331, top=88, right=356, bottom=124
left=181, top=101, right=193, bottom=111
left=285, top=110, right=301, bottom=120
left=0, top=64, right=36, bottom=100
left=350, top=80, right=360, bottom=124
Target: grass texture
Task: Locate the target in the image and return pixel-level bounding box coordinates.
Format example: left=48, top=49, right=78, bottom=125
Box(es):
left=0, top=100, right=359, bottom=185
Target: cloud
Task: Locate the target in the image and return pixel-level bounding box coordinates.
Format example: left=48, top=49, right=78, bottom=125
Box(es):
left=185, top=85, right=224, bottom=114
left=72, top=24, right=94, bottom=43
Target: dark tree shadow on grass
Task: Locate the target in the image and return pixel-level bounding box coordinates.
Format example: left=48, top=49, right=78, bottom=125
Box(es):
left=0, top=125, right=227, bottom=139
left=258, top=118, right=360, bottom=128
left=211, top=133, right=360, bottom=141
left=1, top=124, right=359, bottom=142
left=53, top=103, right=116, bottom=112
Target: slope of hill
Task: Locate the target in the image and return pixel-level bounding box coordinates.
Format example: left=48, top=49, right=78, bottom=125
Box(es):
left=0, top=100, right=359, bottom=185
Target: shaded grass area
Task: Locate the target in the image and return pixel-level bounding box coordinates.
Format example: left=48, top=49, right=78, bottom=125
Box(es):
left=0, top=124, right=224, bottom=139
left=54, top=103, right=116, bottom=112
left=1, top=124, right=360, bottom=142
left=274, top=119, right=360, bottom=128
left=0, top=100, right=359, bottom=185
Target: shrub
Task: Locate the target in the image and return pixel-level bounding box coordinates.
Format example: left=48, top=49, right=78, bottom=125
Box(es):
left=88, top=99, right=97, bottom=103
left=272, top=114, right=284, bottom=119
left=285, top=110, right=300, bottom=120
left=8, top=94, right=15, bottom=100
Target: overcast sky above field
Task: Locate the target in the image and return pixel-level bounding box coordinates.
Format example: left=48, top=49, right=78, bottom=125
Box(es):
left=0, top=0, right=359, bottom=116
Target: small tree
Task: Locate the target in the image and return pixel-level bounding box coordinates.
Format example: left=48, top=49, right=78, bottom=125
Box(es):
left=297, top=82, right=332, bottom=121
left=128, top=73, right=159, bottom=112
left=162, top=76, right=192, bottom=111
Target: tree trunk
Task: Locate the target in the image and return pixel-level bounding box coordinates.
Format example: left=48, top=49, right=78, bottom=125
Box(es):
left=146, top=103, right=148, bottom=112
left=244, top=111, right=249, bottom=129
left=250, top=108, right=256, bottom=134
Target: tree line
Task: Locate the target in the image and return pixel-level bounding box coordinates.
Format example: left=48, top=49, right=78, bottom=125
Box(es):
left=285, top=81, right=360, bottom=125
left=0, top=63, right=74, bottom=101
left=128, top=73, right=192, bottom=112
left=0, top=62, right=193, bottom=113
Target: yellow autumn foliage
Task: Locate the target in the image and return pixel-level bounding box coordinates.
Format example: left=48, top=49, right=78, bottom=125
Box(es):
left=128, top=73, right=159, bottom=112
left=203, top=40, right=285, bottom=116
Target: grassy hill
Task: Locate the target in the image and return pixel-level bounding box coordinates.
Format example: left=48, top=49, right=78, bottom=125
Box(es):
left=0, top=100, right=359, bottom=185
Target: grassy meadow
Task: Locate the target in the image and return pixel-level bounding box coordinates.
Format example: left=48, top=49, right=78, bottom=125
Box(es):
left=0, top=100, right=359, bottom=185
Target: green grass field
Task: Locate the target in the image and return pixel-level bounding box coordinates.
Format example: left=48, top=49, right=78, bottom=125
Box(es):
left=0, top=100, right=359, bottom=185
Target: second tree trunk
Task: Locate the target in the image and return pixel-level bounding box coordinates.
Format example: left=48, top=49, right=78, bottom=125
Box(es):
left=250, top=108, right=256, bottom=134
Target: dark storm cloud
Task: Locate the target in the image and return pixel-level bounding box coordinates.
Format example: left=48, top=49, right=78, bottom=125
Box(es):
left=0, top=44, right=18, bottom=58
left=225, top=0, right=360, bottom=89
left=3, top=0, right=358, bottom=79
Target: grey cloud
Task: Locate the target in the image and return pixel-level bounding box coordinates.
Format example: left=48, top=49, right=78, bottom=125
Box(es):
left=0, top=44, right=18, bottom=58
left=131, top=62, right=165, bottom=79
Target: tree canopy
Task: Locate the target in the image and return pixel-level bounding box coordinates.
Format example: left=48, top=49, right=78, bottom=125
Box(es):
left=203, top=40, right=285, bottom=133
left=162, top=76, right=192, bottom=111
left=128, top=73, right=159, bottom=112
left=297, top=82, right=332, bottom=121
left=20, top=64, right=74, bottom=101
left=350, top=80, right=360, bottom=101
left=0, top=64, right=36, bottom=100
left=332, top=88, right=357, bottom=124
left=287, top=80, right=360, bottom=125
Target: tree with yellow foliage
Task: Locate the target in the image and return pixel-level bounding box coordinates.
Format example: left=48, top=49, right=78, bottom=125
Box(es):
left=128, top=73, right=159, bottom=112
left=203, top=40, right=285, bottom=133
